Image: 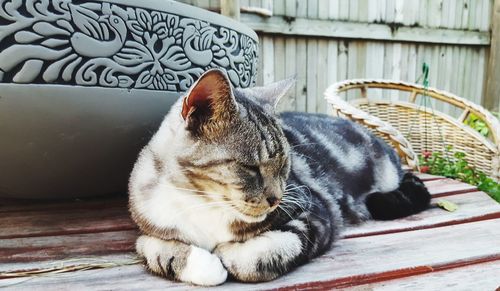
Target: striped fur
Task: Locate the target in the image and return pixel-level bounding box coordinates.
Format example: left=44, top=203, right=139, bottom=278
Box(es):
left=128, top=69, right=430, bottom=285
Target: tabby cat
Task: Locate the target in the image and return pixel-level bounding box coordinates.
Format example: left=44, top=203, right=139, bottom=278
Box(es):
left=128, top=69, right=430, bottom=286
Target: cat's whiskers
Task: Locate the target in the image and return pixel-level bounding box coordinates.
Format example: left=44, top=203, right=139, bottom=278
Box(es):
left=281, top=196, right=307, bottom=213
left=277, top=204, right=294, bottom=221
left=283, top=192, right=318, bottom=208
left=291, top=152, right=319, bottom=164
left=278, top=194, right=317, bottom=247
left=285, top=184, right=311, bottom=196
left=277, top=205, right=314, bottom=248
left=284, top=184, right=326, bottom=210
left=282, top=192, right=329, bottom=222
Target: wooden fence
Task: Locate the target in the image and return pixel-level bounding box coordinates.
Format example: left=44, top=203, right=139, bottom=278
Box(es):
left=178, top=0, right=499, bottom=114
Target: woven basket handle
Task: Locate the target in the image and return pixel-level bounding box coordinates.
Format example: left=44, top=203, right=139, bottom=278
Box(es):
left=324, top=81, right=420, bottom=171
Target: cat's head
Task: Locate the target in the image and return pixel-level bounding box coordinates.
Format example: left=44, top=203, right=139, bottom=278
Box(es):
left=173, top=69, right=294, bottom=222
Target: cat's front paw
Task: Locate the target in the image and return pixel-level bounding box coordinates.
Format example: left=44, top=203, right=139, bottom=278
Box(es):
left=179, top=246, right=228, bottom=286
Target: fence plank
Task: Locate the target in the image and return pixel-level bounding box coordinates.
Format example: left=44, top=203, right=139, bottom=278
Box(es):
left=327, top=40, right=339, bottom=102
left=240, top=14, right=491, bottom=45
left=317, top=0, right=328, bottom=20
left=220, top=0, right=240, bottom=20
left=317, top=39, right=329, bottom=113
left=468, top=0, right=477, bottom=29
left=296, top=0, right=307, bottom=18
left=349, top=0, right=359, bottom=22
left=284, top=37, right=297, bottom=110
left=475, top=48, right=486, bottom=105
left=295, top=38, right=307, bottom=111
left=284, top=0, right=296, bottom=17
left=418, top=0, right=427, bottom=27
left=367, top=0, right=378, bottom=22
left=468, top=48, right=480, bottom=104
left=485, top=0, right=500, bottom=110
left=261, top=35, right=274, bottom=85
left=365, top=42, right=384, bottom=100
left=428, top=0, right=443, bottom=28
left=462, top=47, right=473, bottom=103
left=481, top=0, right=492, bottom=31
left=385, top=0, right=395, bottom=23
left=274, top=36, right=287, bottom=111
left=306, top=39, right=318, bottom=112
left=407, top=44, right=417, bottom=84
left=391, top=43, right=402, bottom=101
left=209, top=0, right=219, bottom=11
left=307, top=0, right=318, bottom=19
left=329, top=0, right=339, bottom=20
left=339, top=0, right=349, bottom=20
left=273, top=0, right=285, bottom=15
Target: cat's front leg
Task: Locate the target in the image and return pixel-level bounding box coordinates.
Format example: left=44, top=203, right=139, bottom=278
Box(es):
left=136, top=235, right=227, bottom=286
left=214, top=229, right=305, bottom=282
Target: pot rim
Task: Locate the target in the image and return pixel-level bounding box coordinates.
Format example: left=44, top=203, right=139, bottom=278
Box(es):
left=102, top=0, right=259, bottom=41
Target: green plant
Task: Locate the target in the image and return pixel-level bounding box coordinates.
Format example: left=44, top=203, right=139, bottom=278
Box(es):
left=464, top=113, right=489, bottom=137
left=419, top=150, right=500, bottom=203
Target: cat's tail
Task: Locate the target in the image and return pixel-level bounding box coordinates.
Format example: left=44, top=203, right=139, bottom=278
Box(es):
left=365, top=172, right=431, bottom=220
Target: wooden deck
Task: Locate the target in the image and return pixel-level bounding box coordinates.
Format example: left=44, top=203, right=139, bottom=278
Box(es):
left=1, top=174, right=499, bottom=290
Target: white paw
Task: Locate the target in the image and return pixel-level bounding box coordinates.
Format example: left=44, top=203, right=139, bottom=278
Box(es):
left=179, top=246, right=228, bottom=286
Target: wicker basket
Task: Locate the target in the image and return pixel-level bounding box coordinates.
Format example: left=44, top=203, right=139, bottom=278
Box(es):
left=324, top=79, right=500, bottom=182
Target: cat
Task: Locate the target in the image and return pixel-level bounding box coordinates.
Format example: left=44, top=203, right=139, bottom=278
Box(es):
left=128, top=69, right=431, bottom=286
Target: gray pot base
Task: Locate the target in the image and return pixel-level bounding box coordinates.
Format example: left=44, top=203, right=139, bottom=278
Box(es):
left=0, top=0, right=259, bottom=198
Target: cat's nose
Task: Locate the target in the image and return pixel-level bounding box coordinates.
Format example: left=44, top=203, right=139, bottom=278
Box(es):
left=266, top=196, right=281, bottom=207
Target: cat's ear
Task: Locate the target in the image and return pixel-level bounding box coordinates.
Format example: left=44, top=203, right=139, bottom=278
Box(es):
left=181, top=69, right=237, bottom=136
left=241, top=77, right=296, bottom=110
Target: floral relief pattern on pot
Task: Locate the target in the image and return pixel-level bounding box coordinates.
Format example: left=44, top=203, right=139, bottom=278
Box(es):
left=0, top=0, right=258, bottom=91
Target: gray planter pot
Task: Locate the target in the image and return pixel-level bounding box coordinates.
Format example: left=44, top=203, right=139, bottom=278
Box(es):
left=0, top=0, right=258, bottom=198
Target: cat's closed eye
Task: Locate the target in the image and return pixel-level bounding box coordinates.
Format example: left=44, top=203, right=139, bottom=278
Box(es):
left=279, top=161, right=289, bottom=177
left=239, top=164, right=261, bottom=177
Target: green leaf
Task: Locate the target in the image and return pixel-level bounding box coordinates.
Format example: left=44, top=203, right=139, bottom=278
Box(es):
left=437, top=200, right=459, bottom=212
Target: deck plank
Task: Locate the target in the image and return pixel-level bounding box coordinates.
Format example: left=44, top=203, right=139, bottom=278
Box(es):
left=354, top=260, right=500, bottom=290
left=342, top=191, right=500, bottom=238
left=0, top=230, right=137, bottom=263
left=414, top=172, right=445, bottom=181
left=0, top=195, right=127, bottom=213
left=256, top=219, right=500, bottom=290
left=0, top=254, right=138, bottom=274
left=424, top=179, right=477, bottom=197
left=0, top=176, right=497, bottom=289
left=0, top=207, right=135, bottom=239
left=0, top=178, right=478, bottom=240
left=1, top=219, right=499, bottom=290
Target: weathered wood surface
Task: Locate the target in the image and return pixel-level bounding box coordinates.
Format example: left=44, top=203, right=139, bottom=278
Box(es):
left=485, top=0, right=500, bottom=111
left=1, top=175, right=499, bottom=290
left=220, top=0, right=240, bottom=21
left=342, top=191, right=500, bottom=238
left=0, top=207, right=135, bottom=239
left=240, top=14, right=491, bottom=45
left=355, top=260, right=500, bottom=291
left=0, top=195, right=127, bottom=213
left=0, top=230, right=137, bottom=263
left=1, top=219, right=499, bottom=290
left=421, top=178, right=478, bottom=197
